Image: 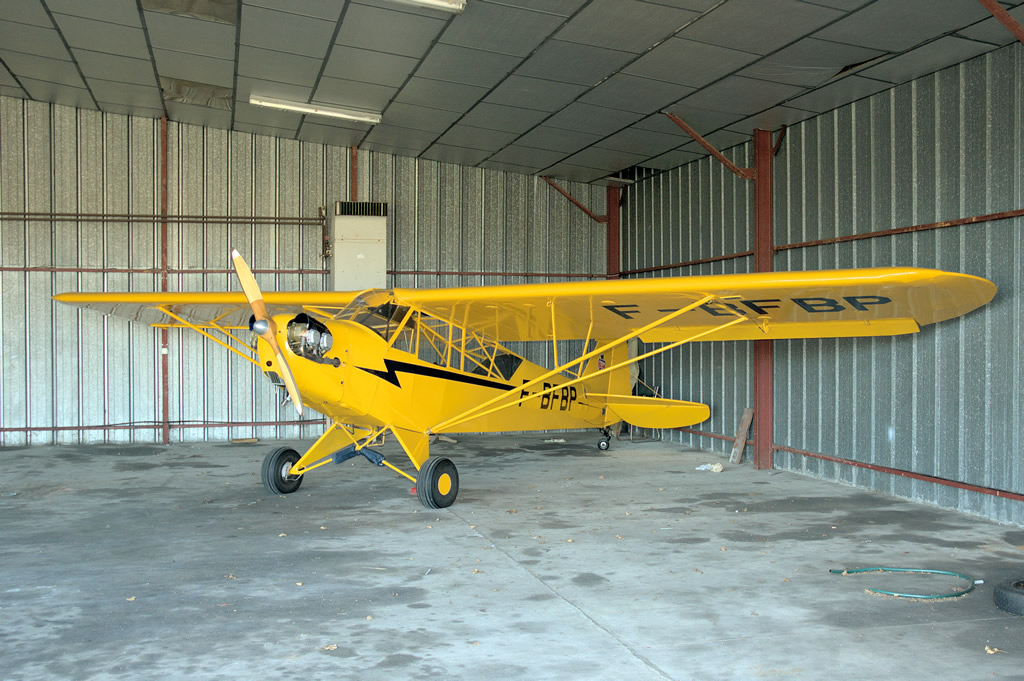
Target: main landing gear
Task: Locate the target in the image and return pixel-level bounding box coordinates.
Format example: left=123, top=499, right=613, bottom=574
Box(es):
left=262, top=447, right=303, bottom=494
left=260, top=445, right=460, bottom=509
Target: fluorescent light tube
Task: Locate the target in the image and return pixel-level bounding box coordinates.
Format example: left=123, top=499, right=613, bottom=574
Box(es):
left=382, top=0, right=466, bottom=13
left=249, top=96, right=381, bottom=125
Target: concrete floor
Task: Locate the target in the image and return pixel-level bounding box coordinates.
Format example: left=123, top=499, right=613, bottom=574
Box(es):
left=2, top=433, right=1022, bottom=681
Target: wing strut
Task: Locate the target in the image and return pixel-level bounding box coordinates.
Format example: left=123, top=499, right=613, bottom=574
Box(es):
left=430, top=294, right=752, bottom=433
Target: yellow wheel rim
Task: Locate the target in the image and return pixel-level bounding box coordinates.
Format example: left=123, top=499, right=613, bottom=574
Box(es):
left=437, top=473, right=452, bottom=496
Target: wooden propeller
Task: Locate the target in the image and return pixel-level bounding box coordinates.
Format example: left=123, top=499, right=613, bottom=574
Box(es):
left=231, top=249, right=303, bottom=416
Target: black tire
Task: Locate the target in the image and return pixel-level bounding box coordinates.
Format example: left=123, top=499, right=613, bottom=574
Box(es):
left=416, top=457, right=459, bottom=509
left=262, top=447, right=303, bottom=495
left=598, top=439, right=610, bottom=451
left=993, top=578, right=1024, bottom=615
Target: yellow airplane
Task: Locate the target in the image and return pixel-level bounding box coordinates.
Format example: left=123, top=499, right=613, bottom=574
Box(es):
left=54, top=253, right=995, bottom=508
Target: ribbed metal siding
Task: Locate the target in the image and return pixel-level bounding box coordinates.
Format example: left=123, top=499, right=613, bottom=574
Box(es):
left=0, top=98, right=606, bottom=446
left=625, top=42, right=1023, bottom=524
left=622, top=145, right=754, bottom=454
left=774, top=43, right=1024, bottom=524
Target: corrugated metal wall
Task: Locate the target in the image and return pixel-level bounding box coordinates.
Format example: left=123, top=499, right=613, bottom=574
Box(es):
left=0, top=95, right=605, bottom=446
left=623, top=42, right=1023, bottom=523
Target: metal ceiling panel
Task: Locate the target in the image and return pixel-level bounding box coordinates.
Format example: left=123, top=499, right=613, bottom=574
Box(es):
left=233, top=101, right=303, bottom=129
left=312, top=76, right=395, bottom=111
left=19, top=78, right=93, bottom=108
left=642, top=147, right=703, bottom=169
left=98, top=101, right=165, bottom=118
left=487, top=144, right=567, bottom=168
left=48, top=1, right=143, bottom=27
left=298, top=120, right=368, bottom=147
left=0, top=52, right=83, bottom=89
left=861, top=36, right=995, bottom=84
left=478, top=159, right=541, bottom=175
left=956, top=4, right=1024, bottom=45
left=234, top=76, right=313, bottom=104
left=53, top=15, right=151, bottom=59
left=579, top=73, right=695, bottom=113
left=485, top=0, right=588, bottom=15
left=165, top=100, right=232, bottom=127
left=544, top=101, right=644, bottom=136
left=240, top=5, right=336, bottom=58
left=242, top=0, right=342, bottom=21
left=4, top=1, right=52, bottom=27
left=738, top=37, right=885, bottom=87
left=237, top=45, right=322, bottom=87
left=517, top=40, right=635, bottom=86
left=515, top=126, right=602, bottom=154
left=439, top=1, right=565, bottom=57
left=654, top=104, right=744, bottom=134
left=0, top=66, right=20, bottom=87
left=73, top=50, right=158, bottom=87
left=677, top=0, right=844, bottom=55
left=539, top=161, right=608, bottom=182
left=483, top=75, right=587, bottom=112
left=144, top=12, right=237, bottom=60
left=814, top=0, right=993, bottom=52
left=235, top=121, right=298, bottom=137
left=380, top=102, right=462, bottom=133
left=724, top=105, right=815, bottom=134
left=563, top=145, right=649, bottom=171
left=555, top=0, right=699, bottom=53
left=153, top=49, right=235, bottom=88
left=0, top=21, right=71, bottom=60
left=437, top=124, right=518, bottom=151
left=458, top=102, right=549, bottom=133
left=335, top=3, right=446, bottom=58
left=596, top=126, right=685, bottom=156
left=624, top=37, right=759, bottom=88
left=394, top=77, right=488, bottom=112
left=785, top=74, right=893, bottom=113
left=679, top=75, right=805, bottom=115
left=420, top=143, right=494, bottom=166
left=417, top=44, right=520, bottom=88
left=322, top=45, right=418, bottom=87
left=363, top=123, right=439, bottom=150
left=88, top=80, right=164, bottom=109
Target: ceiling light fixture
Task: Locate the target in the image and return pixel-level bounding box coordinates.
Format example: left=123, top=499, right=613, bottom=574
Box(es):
left=382, top=0, right=466, bottom=14
left=249, top=96, right=382, bottom=125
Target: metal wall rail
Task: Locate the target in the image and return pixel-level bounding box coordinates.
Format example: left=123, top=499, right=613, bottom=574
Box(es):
left=620, top=250, right=754, bottom=276
left=0, top=211, right=323, bottom=225
left=2, top=266, right=327, bottom=275
left=775, top=207, right=1024, bottom=252
left=0, top=418, right=326, bottom=435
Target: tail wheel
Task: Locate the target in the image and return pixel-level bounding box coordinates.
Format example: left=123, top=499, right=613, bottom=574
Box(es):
left=416, top=457, right=459, bottom=509
left=262, top=447, right=303, bottom=495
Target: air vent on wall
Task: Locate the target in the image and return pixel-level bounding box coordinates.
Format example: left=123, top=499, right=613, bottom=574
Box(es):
left=334, top=202, right=388, bottom=217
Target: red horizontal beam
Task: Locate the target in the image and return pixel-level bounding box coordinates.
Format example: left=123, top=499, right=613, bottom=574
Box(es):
left=978, top=0, right=1024, bottom=44
left=775, top=207, right=1024, bottom=252
left=775, top=444, right=1024, bottom=503
left=620, top=249, right=753, bottom=276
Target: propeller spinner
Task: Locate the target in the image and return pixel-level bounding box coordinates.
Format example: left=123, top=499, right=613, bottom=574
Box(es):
left=231, top=249, right=303, bottom=416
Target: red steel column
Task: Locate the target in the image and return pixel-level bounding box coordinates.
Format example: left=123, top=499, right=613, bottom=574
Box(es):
left=160, top=117, right=171, bottom=445
left=752, top=129, right=774, bottom=469
left=606, top=185, right=620, bottom=278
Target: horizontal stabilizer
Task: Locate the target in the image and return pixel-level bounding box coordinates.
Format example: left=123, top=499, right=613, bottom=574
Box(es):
left=592, top=393, right=710, bottom=429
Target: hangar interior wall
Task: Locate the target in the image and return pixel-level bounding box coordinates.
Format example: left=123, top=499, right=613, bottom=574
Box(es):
left=0, top=96, right=605, bottom=446
left=623, top=42, right=1024, bottom=524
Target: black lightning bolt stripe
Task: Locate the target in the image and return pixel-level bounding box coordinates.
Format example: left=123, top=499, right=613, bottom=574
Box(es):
left=355, top=358, right=515, bottom=391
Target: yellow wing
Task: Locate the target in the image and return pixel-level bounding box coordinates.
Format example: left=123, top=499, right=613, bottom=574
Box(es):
left=52, top=291, right=363, bottom=328
left=391, top=268, right=996, bottom=342
left=55, top=267, right=995, bottom=342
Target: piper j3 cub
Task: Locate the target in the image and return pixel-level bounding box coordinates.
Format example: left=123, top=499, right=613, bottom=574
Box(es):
left=55, top=252, right=995, bottom=509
